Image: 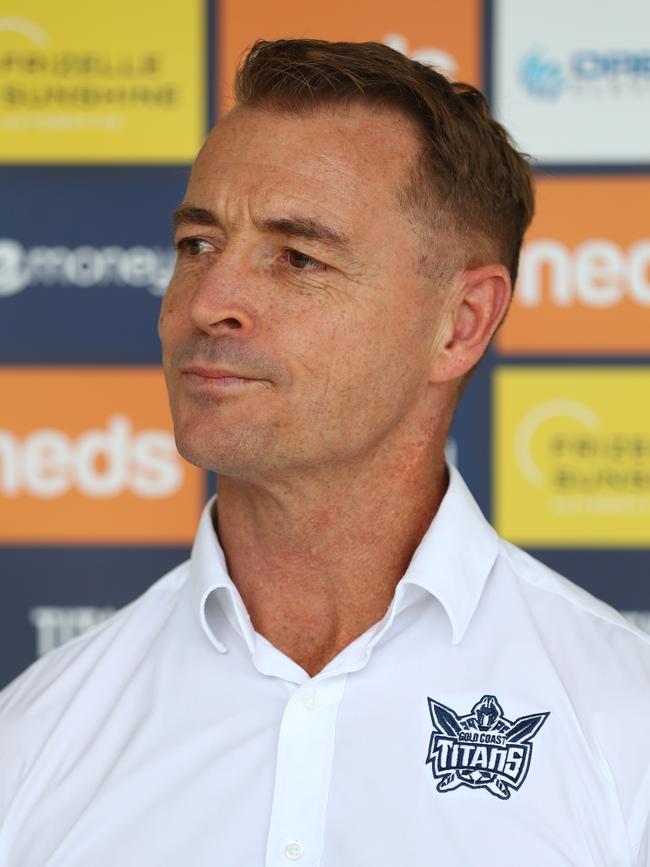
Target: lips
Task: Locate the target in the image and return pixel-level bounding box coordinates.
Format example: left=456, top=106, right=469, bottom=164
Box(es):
left=181, top=365, right=264, bottom=393
left=181, top=366, right=256, bottom=380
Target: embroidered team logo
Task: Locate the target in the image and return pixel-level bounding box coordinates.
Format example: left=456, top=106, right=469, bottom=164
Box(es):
left=426, top=694, right=549, bottom=800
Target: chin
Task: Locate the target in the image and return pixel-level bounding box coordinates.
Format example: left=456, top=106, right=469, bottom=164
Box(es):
left=175, top=432, right=237, bottom=473
left=173, top=421, right=262, bottom=475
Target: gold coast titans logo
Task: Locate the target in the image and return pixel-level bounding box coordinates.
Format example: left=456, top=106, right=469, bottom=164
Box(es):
left=426, top=695, right=549, bottom=800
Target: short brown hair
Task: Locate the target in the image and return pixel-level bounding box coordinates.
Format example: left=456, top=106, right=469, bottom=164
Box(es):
left=234, top=38, right=534, bottom=287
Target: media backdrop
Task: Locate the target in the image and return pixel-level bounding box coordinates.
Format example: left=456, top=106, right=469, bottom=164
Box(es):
left=1, top=0, right=649, bottom=687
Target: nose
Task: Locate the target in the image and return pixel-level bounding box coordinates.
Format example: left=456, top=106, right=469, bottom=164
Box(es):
left=185, top=248, right=258, bottom=336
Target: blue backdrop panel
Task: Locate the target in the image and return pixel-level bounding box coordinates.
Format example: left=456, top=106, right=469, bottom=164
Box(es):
left=0, top=546, right=190, bottom=689
left=0, top=167, right=189, bottom=364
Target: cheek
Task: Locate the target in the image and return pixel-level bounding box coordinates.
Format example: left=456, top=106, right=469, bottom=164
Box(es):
left=158, top=283, right=187, bottom=341
left=357, top=310, right=433, bottom=397
left=160, top=276, right=183, bottom=316
left=307, top=314, right=390, bottom=400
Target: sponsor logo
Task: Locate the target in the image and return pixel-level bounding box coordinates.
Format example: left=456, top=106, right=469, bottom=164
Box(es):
left=521, top=45, right=650, bottom=101
left=498, top=178, right=650, bottom=354
left=494, top=368, right=650, bottom=546
left=0, top=367, right=203, bottom=544
left=0, top=239, right=174, bottom=298
left=426, top=694, right=549, bottom=799
left=517, top=239, right=650, bottom=309
left=29, top=605, right=115, bottom=656
left=0, top=16, right=49, bottom=45
left=493, top=2, right=650, bottom=164
left=217, top=0, right=480, bottom=112
left=1, top=414, right=182, bottom=499
left=520, top=48, right=566, bottom=99
left=0, top=1, right=204, bottom=161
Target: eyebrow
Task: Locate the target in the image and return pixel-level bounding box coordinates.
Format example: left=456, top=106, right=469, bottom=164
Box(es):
left=260, top=216, right=351, bottom=252
left=172, top=205, right=218, bottom=230
left=172, top=203, right=352, bottom=252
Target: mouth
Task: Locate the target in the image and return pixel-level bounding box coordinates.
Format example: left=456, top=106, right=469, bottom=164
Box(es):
left=180, top=366, right=265, bottom=391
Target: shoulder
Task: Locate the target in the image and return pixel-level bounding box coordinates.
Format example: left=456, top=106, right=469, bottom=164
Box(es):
left=0, top=560, right=190, bottom=797
left=491, top=537, right=650, bottom=747
left=493, top=540, right=650, bottom=846
left=498, top=536, right=650, bottom=662
left=494, top=538, right=650, bottom=830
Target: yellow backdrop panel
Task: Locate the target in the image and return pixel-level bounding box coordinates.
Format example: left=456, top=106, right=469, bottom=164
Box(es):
left=0, top=0, right=205, bottom=162
left=494, top=367, right=650, bottom=547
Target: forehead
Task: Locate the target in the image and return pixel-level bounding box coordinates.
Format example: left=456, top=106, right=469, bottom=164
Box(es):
left=186, top=103, right=423, bottom=235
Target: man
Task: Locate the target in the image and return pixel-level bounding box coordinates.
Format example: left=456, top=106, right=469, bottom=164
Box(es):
left=1, top=38, right=649, bottom=866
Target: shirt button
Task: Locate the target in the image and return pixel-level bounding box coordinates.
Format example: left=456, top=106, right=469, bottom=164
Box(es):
left=301, top=691, right=320, bottom=711
left=284, top=840, right=304, bottom=860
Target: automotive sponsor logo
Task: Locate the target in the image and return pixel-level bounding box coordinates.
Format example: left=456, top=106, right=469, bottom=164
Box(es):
left=0, top=239, right=174, bottom=298
left=494, top=368, right=650, bottom=546
left=217, top=0, right=479, bottom=112
left=426, top=694, right=549, bottom=800
left=520, top=45, right=650, bottom=101
left=0, top=367, right=203, bottom=544
left=29, top=605, right=115, bottom=656
left=0, top=1, right=204, bottom=161
left=498, top=178, right=650, bottom=354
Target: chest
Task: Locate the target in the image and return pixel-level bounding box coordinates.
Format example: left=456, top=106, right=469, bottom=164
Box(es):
left=3, top=678, right=630, bottom=867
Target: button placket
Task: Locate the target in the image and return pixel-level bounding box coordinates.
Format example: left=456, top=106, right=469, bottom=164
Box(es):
left=265, top=676, right=347, bottom=866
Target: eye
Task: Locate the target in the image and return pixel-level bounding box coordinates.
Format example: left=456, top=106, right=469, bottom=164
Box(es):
left=175, top=237, right=214, bottom=257
left=285, top=248, right=326, bottom=271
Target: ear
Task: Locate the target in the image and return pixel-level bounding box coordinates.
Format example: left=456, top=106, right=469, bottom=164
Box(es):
left=429, top=263, right=511, bottom=384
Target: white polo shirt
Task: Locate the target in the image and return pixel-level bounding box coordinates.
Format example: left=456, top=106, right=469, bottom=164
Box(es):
left=1, top=465, right=650, bottom=866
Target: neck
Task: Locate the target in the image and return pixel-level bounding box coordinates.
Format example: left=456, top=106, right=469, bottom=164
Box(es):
left=213, top=418, right=450, bottom=677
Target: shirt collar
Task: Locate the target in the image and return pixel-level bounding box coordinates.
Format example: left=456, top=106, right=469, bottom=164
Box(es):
left=398, top=464, right=499, bottom=643
left=189, top=463, right=499, bottom=654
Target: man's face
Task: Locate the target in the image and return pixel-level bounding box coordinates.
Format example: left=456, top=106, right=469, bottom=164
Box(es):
left=159, top=102, right=448, bottom=481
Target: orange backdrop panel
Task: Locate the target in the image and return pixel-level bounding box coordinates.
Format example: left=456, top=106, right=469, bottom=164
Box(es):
left=499, top=177, right=650, bottom=355
left=0, top=367, right=204, bottom=545
left=218, top=0, right=481, bottom=112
